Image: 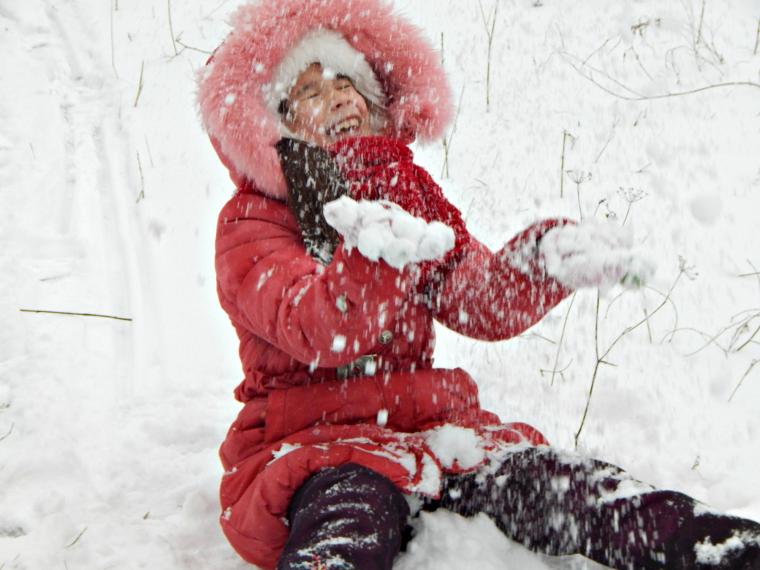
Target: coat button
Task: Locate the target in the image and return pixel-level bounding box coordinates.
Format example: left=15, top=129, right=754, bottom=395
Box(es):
left=378, top=330, right=394, bottom=345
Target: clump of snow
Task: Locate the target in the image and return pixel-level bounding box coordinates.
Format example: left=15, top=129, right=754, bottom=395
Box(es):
left=539, top=221, right=655, bottom=291
left=376, top=408, right=388, bottom=427
left=330, top=334, right=346, bottom=352
left=271, top=443, right=302, bottom=461
left=323, top=196, right=455, bottom=269
left=424, top=425, right=485, bottom=470
left=689, top=193, right=723, bottom=225
left=694, top=531, right=760, bottom=565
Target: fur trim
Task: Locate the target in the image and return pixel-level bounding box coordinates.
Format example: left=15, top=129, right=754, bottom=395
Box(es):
left=197, top=0, right=453, bottom=199
left=264, top=29, right=386, bottom=115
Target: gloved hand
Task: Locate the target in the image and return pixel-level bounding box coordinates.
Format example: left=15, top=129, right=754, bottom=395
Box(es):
left=323, top=196, right=455, bottom=270
left=538, top=221, right=655, bottom=291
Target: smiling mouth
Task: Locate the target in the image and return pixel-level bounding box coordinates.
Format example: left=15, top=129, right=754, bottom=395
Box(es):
left=327, top=116, right=362, bottom=137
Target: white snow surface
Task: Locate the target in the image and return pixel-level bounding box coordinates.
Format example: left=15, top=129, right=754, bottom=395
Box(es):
left=2, top=1, right=760, bottom=569
left=324, top=196, right=456, bottom=269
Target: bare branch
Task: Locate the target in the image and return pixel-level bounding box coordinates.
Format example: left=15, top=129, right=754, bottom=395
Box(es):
left=19, top=309, right=132, bottom=322
left=134, top=60, right=145, bottom=108
left=168, top=0, right=178, bottom=56
left=0, top=423, right=14, bottom=442
left=550, top=292, right=577, bottom=386
left=728, top=359, right=759, bottom=402
left=562, top=51, right=760, bottom=101
left=65, top=527, right=88, bottom=549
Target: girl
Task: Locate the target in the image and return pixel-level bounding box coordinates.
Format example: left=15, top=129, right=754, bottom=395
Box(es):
left=197, top=1, right=760, bottom=568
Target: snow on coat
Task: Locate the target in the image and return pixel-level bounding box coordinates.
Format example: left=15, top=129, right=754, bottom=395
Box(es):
left=198, top=1, right=572, bottom=568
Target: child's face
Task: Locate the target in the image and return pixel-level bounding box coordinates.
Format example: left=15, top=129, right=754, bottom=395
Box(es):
left=283, top=63, right=373, bottom=147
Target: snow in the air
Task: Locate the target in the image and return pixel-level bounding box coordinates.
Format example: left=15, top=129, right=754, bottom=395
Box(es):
left=2, top=0, right=760, bottom=569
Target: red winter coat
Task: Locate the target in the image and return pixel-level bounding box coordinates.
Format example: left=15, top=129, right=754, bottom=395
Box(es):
left=199, top=1, right=570, bottom=567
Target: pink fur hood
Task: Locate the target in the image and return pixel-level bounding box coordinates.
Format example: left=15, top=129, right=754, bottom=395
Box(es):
left=197, top=0, right=453, bottom=199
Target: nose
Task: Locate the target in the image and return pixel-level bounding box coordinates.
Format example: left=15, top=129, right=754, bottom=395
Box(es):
left=328, top=82, right=352, bottom=110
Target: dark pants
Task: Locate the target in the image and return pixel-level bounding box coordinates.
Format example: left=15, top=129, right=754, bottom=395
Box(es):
left=278, top=449, right=760, bottom=569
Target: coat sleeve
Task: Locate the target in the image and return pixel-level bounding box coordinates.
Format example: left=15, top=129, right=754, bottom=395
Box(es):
left=215, top=193, right=412, bottom=367
left=432, top=220, right=573, bottom=341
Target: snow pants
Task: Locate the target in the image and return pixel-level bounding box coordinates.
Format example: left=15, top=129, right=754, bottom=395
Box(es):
left=277, top=448, right=760, bottom=570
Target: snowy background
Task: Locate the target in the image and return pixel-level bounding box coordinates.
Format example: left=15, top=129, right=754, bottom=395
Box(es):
left=1, top=0, right=759, bottom=568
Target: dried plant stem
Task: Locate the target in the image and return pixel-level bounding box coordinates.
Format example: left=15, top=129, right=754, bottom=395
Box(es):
left=575, top=269, right=685, bottom=447
left=478, top=0, right=498, bottom=111
left=441, top=85, right=465, bottom=179
left=560, top=130, right=569, bottom=198
left=136, top=152, right=145, bottom=203
left=19, top=309, right=132, bottom=322
left=175, top=36, right=212, bottom=55
left=696, top=0, right=706, bottom=47
left=134, top=60, right=145, bottom=108
left=0, top=423, right=14, bottom=442
left=562, top=52, right=760, bottom=101
left=729, top=359, right=759, bottom=401
left=168, top=0, right=178, bottom=56
left=110, top=0, right=118, bottom=78
left=65, top=527, right=88, bottom=548
left=755, top=18, right=760, bottom=55
left=550, top=292, right=577, bottom=385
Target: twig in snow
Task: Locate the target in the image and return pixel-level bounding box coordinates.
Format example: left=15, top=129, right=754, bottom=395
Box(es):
left=619, top=187, right=647, bottom=226
left=167, top=0, right=178, bottom=56
left=739, top=271, right=760, bottom=278
left=561, top=51, right=760, bottom=101
left=0, top=423, right=14, bottom=442
left=478, top=0, right=498, bottom=112
left=550, top=292, right=577, bottom=386
left=136, top=152, right=145, bottom=203
left=594, top=117, right=620, bottom=164
left=696, top=0, right=707, bottom=47
left=65, top=527, right=87, bottom=548
left=754, top=18, right=760, bottom=55
left=441, top=85, right=465, bottom=179
left=175, top=36, right=213, bottom=55
left=19, top=309, right=132, bottom=322
left=134, top=60, right=145, bottom=108
left=559, top=130, right=574, bottom=198
left=110, top=0, right=118, bottom=78
left=729, top=359, right=759, bottom=402
left=575, top=265, right=687, bottom=448
left=144, top=136, right=155, bottom=168
left=566, top=170, right=591, bottom=221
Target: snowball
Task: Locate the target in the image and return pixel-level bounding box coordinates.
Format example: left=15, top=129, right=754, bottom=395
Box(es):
left=689, top=193, right=723, bottom=225
left=324, top=197, right=456, bottom=269
left=357, top=224, right=390, bottom=261
left=324, top=195, right=359, bottom=235
left=540, top=221, right=655, bottom=291
left=382, top=237, right=417, bottom=270
left=390, top=210, right=427, bottom=242
left=425, top=425, right=485, bottom=470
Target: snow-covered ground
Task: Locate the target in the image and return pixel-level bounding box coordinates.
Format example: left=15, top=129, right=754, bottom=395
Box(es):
left=1, top=0, right=759, bottom=568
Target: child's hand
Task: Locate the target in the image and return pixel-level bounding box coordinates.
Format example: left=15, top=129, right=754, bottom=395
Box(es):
left=323, top=196, right=455, bottom=269
left=538, top=221, right=655, bottom=291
